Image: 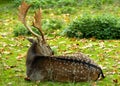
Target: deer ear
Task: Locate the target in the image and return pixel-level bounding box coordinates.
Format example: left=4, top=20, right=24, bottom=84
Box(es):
left=27, top=38, right=35, bottom=43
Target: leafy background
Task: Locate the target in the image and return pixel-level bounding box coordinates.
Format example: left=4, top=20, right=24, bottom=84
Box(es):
left=0, top=0, right=120, bottom=86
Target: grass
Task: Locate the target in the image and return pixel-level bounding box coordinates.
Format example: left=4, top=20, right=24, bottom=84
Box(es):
left=0, top=2, right=120, bottom=86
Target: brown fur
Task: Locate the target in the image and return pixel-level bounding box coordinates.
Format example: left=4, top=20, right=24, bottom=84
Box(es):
left=26, top=40, right=105, bottom=82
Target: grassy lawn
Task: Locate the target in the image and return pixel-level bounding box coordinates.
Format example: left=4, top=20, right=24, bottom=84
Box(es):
left=0, top=2, right=120, bottom=86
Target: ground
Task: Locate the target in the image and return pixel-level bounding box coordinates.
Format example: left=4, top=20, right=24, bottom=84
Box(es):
left=0, top=2, right=120, bottom=86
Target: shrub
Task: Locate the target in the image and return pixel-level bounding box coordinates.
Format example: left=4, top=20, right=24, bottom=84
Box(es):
left=13, top=0, right=78, bottom=14
left=13, top=0, right=120, bottom=15
left=64, top=14, right=120, bottom=39
left=13, top=24, right=40, bottom=36
left=41, top=18, right=63, bottom=35
left=56, top=0, right=77, bottom=7
left=13, top=0, right=75, bottom=9
left=42, top=18, right=63, bottom=30
left=13, top=24, right=30, bottom=36
left=13, top=0, right=117, bottom=9
left=13, top=18, right=63, bottom=36
left=13, top=0, right=77, bottom=8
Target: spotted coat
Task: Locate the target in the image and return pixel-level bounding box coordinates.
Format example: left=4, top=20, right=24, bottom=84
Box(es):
left=27, top=53, right=105, bottom=82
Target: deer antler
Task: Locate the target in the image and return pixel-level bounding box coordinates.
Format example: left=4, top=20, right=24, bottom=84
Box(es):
left=33, top=9, right=46, bottom=42
left=18, top=1, right=43, bottom=39
left=18, top=1, right=30, bottom=24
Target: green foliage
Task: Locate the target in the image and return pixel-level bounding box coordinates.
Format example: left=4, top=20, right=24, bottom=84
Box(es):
left=56, top=7, right=77, bottom=14
left=56, top=0, right=77, bottom=7
left=42, top=18, right=64, bottom=35
left=13, top=0, right=78, bottom=14
left=43, top=18, right=63, bottom=30
left=64, top=14, right=120, bottom=39
left=13, top=0, right=77, bottom=8
left=13, top=18, right=63, bottom=36
left=13, top=0, right=120, bottom=14
left=13, top=24, right=30, bottom=36
left=13, top=24, right=40, bottom=36
left=13, top=0, right=119, bottom=9
left=80, top=0, right=114, bottom=8
left=0, top=0, right=12, bottom=4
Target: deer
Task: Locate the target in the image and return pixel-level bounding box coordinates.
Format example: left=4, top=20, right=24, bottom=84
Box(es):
left=18, top=1, right=105, bottom=82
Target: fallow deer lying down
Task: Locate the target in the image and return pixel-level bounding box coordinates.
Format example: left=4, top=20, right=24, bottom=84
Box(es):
left=18, top=2, right=105, bottom=82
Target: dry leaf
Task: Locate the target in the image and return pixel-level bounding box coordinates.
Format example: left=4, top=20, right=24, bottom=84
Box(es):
left=113, top=79, right=118, bottom=83
left=16, top=53, right=26, bottom=60
left=3, top=51, right=12, bottom=55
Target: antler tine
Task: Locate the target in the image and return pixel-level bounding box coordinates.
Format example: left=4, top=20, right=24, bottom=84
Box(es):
left=33, top=8, right=46, bottom=43
left=18, top=1, right=40, bottom=38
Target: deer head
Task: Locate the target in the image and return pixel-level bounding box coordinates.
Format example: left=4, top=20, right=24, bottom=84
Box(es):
left=18, top=1, right=53, bottom=56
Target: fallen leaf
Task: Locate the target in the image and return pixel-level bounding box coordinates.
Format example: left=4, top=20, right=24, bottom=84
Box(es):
left=16, top=53, right=26, bottom=60
left=99, top=41, right=105, bottom=49
left=82, top=43, right=93, bottom=49
left=3, top=51, right=12, bottom=55
left=113, top=79, right=118, bottom=83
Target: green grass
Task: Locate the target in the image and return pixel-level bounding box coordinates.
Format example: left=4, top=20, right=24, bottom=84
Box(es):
left=0, top=2, right=120, bottom=86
